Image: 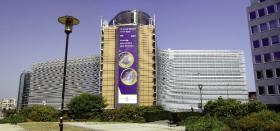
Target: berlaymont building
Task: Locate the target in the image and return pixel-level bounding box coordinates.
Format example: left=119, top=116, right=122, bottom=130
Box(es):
left=18, top=10, right=248, bottom=112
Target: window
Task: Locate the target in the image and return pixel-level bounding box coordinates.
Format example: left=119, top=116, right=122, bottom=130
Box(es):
left=258, top=86, right=265, bottom=95
left=277, top=2, right=280, bottom=12
left=271, top=35, right=279, bottom=44
left=264, top=53, right=272, bottom=62
left=253, top=40, right=260, bottom=48
left=276, top=68, right=280, bottom=77
left=255, top=55, right=262, bottom=63
left=269, top=20, right=278, bottom=29
left=267, top=5, right=275, bottom=14
left=258, top=8, right=265, bottom=17
left=274, top=51, right=280, bottom=61
left=250, top=11, right=256, bottom=20
left=256, top=70, right=263, bottom=79
left=259, top=0, right=265, bottom=2
left=268, top=85, right=275, bottom=94
left=251, top=25, right=258, bottom=34
left=260, top=23, right=268, bottom=32
left=266, top=69, right=274, bottom=78
left=262, top=38, right=269, bottom=46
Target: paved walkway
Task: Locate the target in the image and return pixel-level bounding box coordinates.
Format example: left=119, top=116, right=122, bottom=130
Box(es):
left=66, top=121, right=185, bottom=131
left=0, top=124, right=25, bottom=131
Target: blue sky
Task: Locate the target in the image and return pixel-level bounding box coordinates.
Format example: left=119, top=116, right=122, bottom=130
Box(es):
left=0, top=0, right=253, bottom=98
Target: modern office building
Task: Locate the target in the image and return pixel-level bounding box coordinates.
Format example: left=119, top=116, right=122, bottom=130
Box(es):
left=17, top=71, right=31, bottom=110
left=247, top=0, right=280, bottom=105
left=157, top=49, right=248, bottom=112
left=28, top=56, right=100, bottom=109
left=100, top=10, right=156, bottom=109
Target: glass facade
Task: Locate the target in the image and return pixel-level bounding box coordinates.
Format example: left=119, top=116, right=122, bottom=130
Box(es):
left=157, top=50, right=248, bottom=112
left=28, top=56, right=100, bottom=109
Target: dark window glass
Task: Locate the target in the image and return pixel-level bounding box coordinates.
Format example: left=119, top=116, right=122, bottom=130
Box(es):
left=271, top=35, right=279, bottom=44
left=267, top=5, right=275, bottom=14
left=266, top=69, right=273, bottom=78
left=259, top=0, right=265, bottom=2
left=274, top=51, right=280, bottom=60
left=269, top=20, right=278, bottom=29
left=262, top=38, right=269, bottom=46
left=256, top=70, right=263, bottom=79
left=268, top=85, right=275, bottom=94
left=251, top=25, right=258, bottom=34
left=258, top=8, right=265, bottom=17
left=258, top=86, right=265, bottom=95
left=276, top=68, right=280, bottom=77
left=264, top=53, right=272, bottom=62
left=253, top=40, right=260, bottom=48
left=277, top=2, right=280, bottom=12
left=255, top=55, right=262, bottom=63
left=260, top=23, right=268, bottom=32
left=250, top=11, right=256, bottom=20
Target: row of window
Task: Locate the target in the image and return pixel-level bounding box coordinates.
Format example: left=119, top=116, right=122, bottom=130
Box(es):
left=254, top=51, right=280, bottom=63
left=251, top=19, right=280, bottom=34
left=249, top=2, right=280, bottom=20
left=256, top=68, right=280, bottom=79
left=253, top=35, right=279, bottom=48
left=258, top=85, right=280, bottom=95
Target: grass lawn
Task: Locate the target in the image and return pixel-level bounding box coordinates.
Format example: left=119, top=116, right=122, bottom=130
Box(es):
left=18, top=122, right=92, bottom=131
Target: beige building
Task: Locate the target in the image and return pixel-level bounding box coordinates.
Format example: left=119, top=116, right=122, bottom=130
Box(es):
left=0, top=98, right=16, bottom=110
left=100, top=10, right=156, bottom=108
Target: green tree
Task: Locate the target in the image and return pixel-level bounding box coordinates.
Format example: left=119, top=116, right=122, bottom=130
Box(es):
left=67, top=93, right=107, bottom=120
left=22, top=105, right=58, bottom=121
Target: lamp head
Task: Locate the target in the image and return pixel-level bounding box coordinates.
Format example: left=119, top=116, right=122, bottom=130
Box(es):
left=58, top=16, right=79, bottom=34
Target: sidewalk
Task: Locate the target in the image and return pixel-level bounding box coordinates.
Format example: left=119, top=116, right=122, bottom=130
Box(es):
left=0, top=124, right=25, bottom=131
left=66, top=121, right=185, bottom=131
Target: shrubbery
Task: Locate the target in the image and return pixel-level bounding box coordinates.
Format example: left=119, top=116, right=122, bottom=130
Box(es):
left=236, top=110, right=280, bottom=130
left=21, top=105, right=58, bottom=121
left=185, top=115, right=229, bottom=131
left=67, top=93, right=107, bottom=120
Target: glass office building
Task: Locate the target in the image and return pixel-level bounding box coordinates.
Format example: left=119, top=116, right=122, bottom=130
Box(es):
left=247, top=0, right=280, bottom=105
left=100, top=10, right=157, bottom=109
left=28, top=56, right=100, bottom=109
left=157, top=49, right=248, bottom=112
left=17, top=71, right=31, bottom=110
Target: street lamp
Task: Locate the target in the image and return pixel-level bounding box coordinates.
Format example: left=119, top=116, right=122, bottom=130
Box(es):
left=58, top=15, right=79, bottom=131
left=198, top=84, right=203, bottom=111
left=197, top=73, right=203, bottom=111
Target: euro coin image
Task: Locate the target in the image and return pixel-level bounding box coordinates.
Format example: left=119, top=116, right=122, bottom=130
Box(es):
left=119, top=51, right=134, bottom=68
left=120, top=68, right=137, bottom=85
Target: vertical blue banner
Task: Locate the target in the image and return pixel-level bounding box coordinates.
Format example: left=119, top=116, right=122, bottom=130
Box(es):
left=118, top=25, right=138, bottom=104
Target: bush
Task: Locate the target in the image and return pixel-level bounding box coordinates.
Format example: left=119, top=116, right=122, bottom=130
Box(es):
left=67, top=93, right=107, bottom=120
left=203, top=98, right=244, bottom=118
left=22, top=105, right=58, bottom=121
left=185, top=115, right=228, bottom=131
left=101, top=105, right=145, bottom=122
left=236, top=110, right=280, bottom=131
left=5, top=113, right=25, bottom=124
left=243, top=101, right=267, bottom=114
left=143, top=111, right=170, bottom=122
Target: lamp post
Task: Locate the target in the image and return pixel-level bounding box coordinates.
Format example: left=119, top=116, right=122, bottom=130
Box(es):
left=58, top=16, right=79, bottom=131
left=197, top=73, right=203, bottom=111
left=198, top=84, right=203, bottom=111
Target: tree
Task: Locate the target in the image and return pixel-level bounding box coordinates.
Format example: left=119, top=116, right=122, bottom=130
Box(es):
left=67, top=93, right=107, bottom=120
